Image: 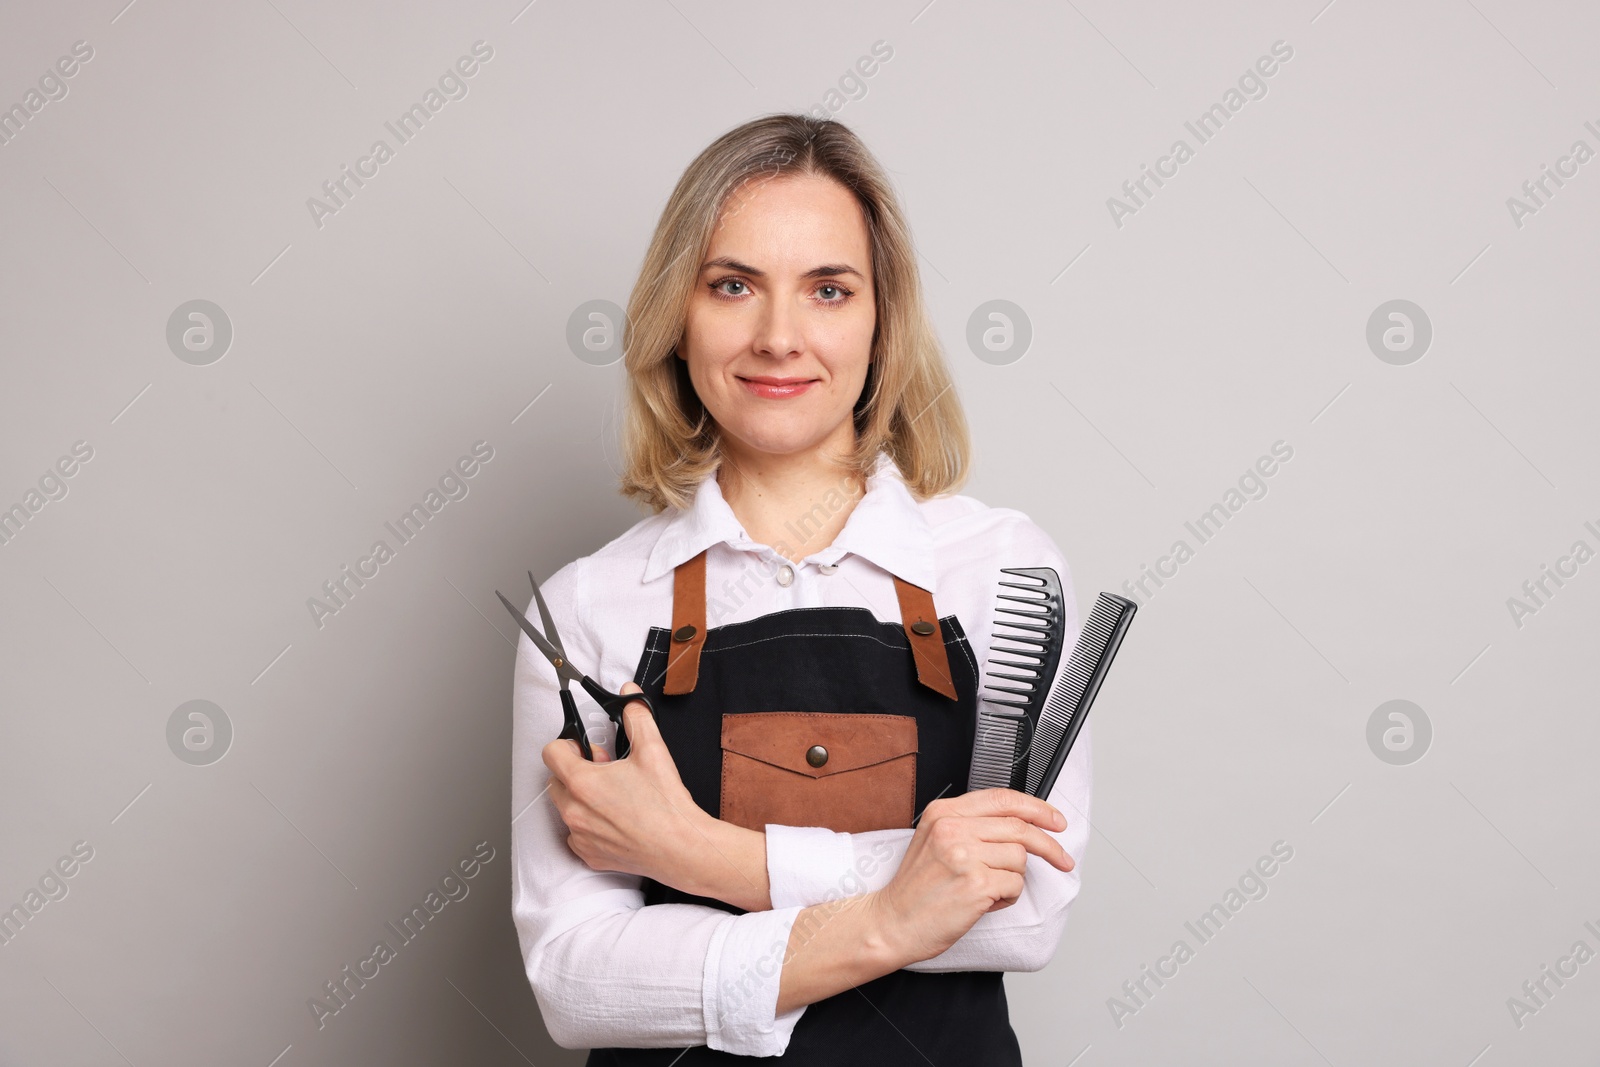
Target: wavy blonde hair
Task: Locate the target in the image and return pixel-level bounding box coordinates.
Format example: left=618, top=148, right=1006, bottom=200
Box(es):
left=618, top=113, right=971, bottom=513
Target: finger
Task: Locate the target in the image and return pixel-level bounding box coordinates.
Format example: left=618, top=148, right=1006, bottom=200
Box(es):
left=966, top=816, right=1074, bottom=872
left=968, top=840, right=1030, bottom=875
left=542, top=738, right=585, bottom=776
left=983, top=787, right=1066, bottom=831
left=974, top=869, right=1027, bottom=913
left=618, top=680, right=653, bottom=714
left=591, top=742, right=613, bottom=764
left=619, top=696, right=662, bottom=751
left=956, top=787, right=1066, bottom=832
left=985, top=878, right=1027, bottom=912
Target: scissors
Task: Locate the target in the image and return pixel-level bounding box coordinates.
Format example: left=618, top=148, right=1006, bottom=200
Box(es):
left=495, top=571, right=654, bottom=761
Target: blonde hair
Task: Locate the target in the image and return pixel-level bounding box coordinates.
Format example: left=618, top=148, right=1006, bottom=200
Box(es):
left=618, top=113, right=971, bottom=513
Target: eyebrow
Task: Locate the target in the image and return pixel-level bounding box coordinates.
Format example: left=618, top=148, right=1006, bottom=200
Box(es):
left=700, top=256, right=865, bottom=281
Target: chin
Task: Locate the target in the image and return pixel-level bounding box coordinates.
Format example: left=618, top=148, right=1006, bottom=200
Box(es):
left=723, top=424, right=826, bottom=458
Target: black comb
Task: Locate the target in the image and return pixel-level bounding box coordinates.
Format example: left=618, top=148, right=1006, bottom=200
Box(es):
left=967, top=567, right=1067, bottom=792
left=1023, top=592, right=1137, bottom=799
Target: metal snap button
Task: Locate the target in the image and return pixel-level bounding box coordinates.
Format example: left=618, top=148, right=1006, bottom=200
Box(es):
left=911, top=619, right=935, bottom=636
left=672, top=624, right=697, bottom=642
left=776, top=565, right=794, bottom=587
left=806, top=744, right=828, bottom=767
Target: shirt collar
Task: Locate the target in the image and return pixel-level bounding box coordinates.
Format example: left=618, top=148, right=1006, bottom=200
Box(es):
left=642, top=450, right=938, bottom=592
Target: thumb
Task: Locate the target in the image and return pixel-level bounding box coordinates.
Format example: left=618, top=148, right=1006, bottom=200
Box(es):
left=616, top=681, right=660, bottom=749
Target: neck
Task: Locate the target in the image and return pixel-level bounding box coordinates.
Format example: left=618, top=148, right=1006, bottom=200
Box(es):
left=717, top=437, right=869, bottom=563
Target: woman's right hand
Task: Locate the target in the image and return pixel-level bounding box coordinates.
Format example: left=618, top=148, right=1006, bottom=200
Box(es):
left=867, top=789, right=1076, bottom=964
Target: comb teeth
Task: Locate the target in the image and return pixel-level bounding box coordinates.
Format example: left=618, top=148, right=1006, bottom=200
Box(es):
left=970, top=566, right=1068, bottom=791
left=1023, top=593, right=1137, bottom=797
left=968, top=711, right=1025, bottom=790
left=981, top=567, right=1064, bottom=712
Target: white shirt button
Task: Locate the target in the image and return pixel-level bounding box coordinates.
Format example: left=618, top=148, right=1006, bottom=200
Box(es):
left=776, top=565, right=794, bottom=587
left=819, top=564, right=838, bottom=575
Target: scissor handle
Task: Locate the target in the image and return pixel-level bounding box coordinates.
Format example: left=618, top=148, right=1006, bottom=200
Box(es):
left=578, top=677, right=654, bottom=761
left=557, top=689, right=595, bottom=762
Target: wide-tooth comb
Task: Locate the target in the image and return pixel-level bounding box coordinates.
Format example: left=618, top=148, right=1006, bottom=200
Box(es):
left=967, top=567, right=1066, bottom=792
left=1023, top=592, right=1137, bottom=799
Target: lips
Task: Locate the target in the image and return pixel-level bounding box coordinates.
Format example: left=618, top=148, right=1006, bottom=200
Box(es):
left=737, top=375, right=817, bottom=399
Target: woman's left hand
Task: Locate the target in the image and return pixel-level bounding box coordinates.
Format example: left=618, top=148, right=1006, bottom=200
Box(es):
left=542, top=682, right=710, bottom=885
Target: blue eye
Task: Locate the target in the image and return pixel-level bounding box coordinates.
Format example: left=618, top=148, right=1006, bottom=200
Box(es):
left=708, top=278, right=855, bottom=303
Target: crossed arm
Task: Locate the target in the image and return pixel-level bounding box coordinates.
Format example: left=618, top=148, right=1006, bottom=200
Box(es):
left=514, top=679, right=1092, bottom=1053
left=510, top=567, right=1092, bottom=1056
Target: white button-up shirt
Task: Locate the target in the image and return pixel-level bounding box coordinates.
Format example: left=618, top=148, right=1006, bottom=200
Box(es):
left=510, top=451, right=1092, bottom=1057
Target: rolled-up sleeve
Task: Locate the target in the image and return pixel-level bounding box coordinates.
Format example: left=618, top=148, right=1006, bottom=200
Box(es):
left=762, top=513, right=1094, bottom=973
left=510, top=556, right=809, bottom=1056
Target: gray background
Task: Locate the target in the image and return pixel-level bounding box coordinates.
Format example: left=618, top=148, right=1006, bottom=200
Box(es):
left=1, top=0, right=1595, bottom=1063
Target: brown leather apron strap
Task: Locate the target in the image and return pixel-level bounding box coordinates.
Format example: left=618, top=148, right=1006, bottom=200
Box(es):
left=664, top=548, right=958, bottom=700
left=664, top=548, right=709, bottom=694
left=892, top=575, right=959, bottom=701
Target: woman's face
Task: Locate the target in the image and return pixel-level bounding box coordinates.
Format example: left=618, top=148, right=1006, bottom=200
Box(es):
left=679, top=172, right=876, bottom=465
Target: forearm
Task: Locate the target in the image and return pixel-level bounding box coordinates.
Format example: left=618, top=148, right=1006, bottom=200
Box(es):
left=766, top=727, right=1095, bottom=971
left=524, top=900, right=723, bottom=1049
left=774, top=893, right=911, bottom=1015
left=664, top=816, right=773, bottom=912
left=770, top=830, right=1083, bottom=973
left=515, top=786, right=806, bottom=1052
left=512, top=569, right=811, bottom=1055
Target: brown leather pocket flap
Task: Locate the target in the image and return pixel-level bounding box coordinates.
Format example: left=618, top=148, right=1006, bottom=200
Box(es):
left=721, top=712, right=917, bottom=779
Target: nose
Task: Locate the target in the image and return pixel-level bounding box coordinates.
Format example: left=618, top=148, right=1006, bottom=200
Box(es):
left=752, top=292, right=802, bottom=360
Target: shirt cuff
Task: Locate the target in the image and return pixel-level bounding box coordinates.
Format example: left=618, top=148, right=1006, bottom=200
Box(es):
left=702, top=905, right=807, bottom=1057
left=764, top=824, right=859, bottom=910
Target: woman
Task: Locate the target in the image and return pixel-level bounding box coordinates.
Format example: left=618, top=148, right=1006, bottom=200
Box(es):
left=511, top=114, right=1091, bottom=1063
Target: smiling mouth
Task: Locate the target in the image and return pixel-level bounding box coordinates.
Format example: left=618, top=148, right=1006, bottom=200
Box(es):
left=737, top=375, right=818, bottom=398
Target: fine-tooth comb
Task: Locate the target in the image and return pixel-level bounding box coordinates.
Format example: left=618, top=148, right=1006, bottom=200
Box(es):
left=1023, top=591, right=1136, bottom=800
left=967, top=567, right=1067, bottom=793
left=968, top=567, right=1138, bottom=800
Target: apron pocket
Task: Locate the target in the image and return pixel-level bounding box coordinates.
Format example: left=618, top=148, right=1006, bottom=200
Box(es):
left=719, top=711, right=917, bottom=834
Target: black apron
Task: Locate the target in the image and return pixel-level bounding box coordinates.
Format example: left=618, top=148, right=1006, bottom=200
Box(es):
left=585, top=549, right=1023, bottom=1066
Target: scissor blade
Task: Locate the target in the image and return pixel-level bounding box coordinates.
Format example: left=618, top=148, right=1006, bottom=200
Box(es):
left=495, top=589, right=581, bottom=687
left=528, top=571, right=566, bottom=662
